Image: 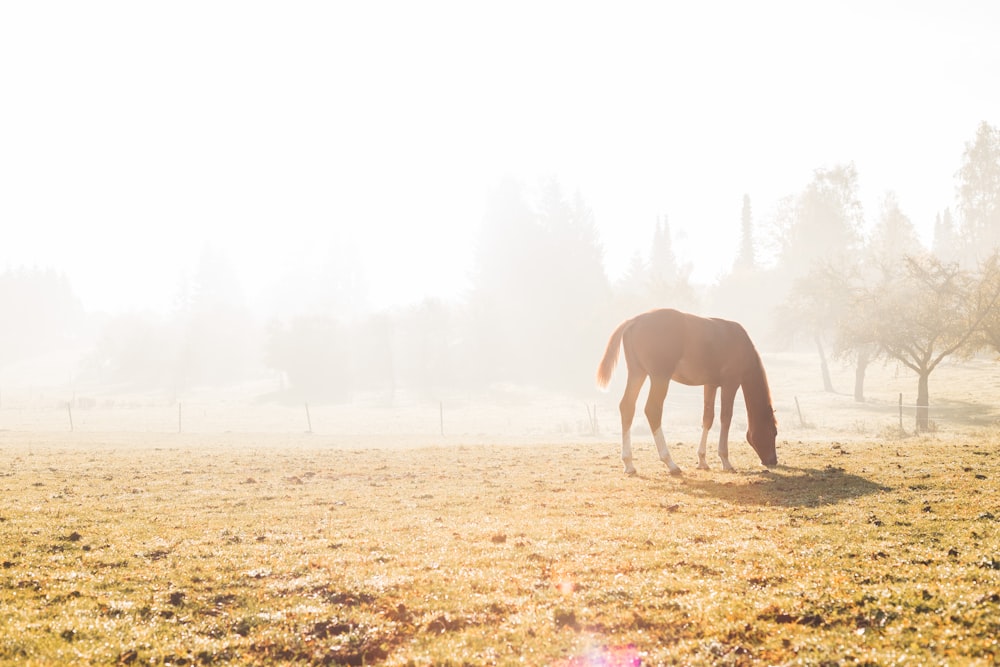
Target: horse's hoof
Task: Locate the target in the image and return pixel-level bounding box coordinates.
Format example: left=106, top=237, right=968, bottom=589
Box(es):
left=668, top=467, right=683, bottom=476
left=623, top=466, right=637, bottom=475
left=697, top=462, right=710, bottom=471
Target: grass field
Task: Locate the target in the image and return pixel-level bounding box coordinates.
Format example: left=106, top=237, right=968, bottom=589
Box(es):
left=2, top=428, right=999, bottom=666
left=1, top=354, right=1000, bottom=665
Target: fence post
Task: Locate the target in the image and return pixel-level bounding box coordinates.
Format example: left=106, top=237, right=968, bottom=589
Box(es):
left=67, top=402, right=74, bottom=432
left=305, top=403, right=313, bottom=434
left=795, top=396, right=804, bottom=427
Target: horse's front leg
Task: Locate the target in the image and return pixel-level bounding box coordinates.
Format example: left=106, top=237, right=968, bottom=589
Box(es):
left=621, top=430, right=636, bottom=475
left=717, top=385, right=738, bottom=471
left=698, top=385, right=717, bottom=470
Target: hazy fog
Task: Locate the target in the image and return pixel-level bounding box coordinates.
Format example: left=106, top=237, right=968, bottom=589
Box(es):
left=2, top=3, right=999, bottom=403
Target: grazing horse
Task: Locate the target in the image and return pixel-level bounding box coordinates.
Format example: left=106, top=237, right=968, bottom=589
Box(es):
left=597, top=308, right=777, bottom=474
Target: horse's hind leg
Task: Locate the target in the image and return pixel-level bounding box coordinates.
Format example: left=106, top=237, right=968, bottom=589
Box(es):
left=644, top=377, right=682, bottom=475
left=619, top=371, right=646, bottom=474
left=698, top=385, right=717, bottom=470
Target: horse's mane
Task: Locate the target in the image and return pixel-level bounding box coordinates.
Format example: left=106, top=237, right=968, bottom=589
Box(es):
left=742, top=343, right=777, bottom=432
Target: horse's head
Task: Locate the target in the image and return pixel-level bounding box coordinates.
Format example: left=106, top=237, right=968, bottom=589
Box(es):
left=746, top=413, right=778, bottom=467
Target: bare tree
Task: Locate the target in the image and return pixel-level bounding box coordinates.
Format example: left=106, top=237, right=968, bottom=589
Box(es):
left=970, top=254, right=1000, bottom=356
left=839, top=256, right=1000, bottom=430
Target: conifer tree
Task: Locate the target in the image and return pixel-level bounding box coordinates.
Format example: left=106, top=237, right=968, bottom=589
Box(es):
left=734, top=194, right=756, bottom=272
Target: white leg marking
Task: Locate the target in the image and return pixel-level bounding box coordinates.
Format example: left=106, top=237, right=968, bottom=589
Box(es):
left=653, top=427, right=682, bottom=475
left=697, top=427, right=710, bottom=470
left=621, top=430, right=636, bottom=475
left=718, top=429, right=734, bottom=471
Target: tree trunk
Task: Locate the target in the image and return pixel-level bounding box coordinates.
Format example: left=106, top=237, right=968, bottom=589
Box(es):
left=815, top=335, right=834, bottom=392
left=854, top=346, right=870, bottom=402
left=916, top=371, right=930, bottom=431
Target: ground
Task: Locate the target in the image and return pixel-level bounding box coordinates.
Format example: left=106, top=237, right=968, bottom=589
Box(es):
left=0, top=353, right=999, bottom=665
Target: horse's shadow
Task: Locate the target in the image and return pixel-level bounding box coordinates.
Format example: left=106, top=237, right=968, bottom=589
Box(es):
left=655, top=465, right=891, bottom=508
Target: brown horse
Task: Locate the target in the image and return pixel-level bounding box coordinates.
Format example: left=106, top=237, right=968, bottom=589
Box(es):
left=597, top=308, right=777, bottom=474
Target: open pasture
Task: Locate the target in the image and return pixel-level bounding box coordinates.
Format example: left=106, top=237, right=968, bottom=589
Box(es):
left=2, top=353, right=1000, bottom=664
left=2, top=427, right=999, bottom=666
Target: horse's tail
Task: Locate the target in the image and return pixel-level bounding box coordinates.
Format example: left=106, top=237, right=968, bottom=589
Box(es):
left=596, top=318, right=631, bottom=389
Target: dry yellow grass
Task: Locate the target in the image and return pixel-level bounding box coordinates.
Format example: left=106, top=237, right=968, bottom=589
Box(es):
left=2, top=424, right=999, bottom=665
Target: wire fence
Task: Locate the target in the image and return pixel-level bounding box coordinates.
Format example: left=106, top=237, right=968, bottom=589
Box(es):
left=789, top=391, right=998, bottom=435
left=0, top=389, right=620, bottom=440
left=0, top=384, right=991, bottom=440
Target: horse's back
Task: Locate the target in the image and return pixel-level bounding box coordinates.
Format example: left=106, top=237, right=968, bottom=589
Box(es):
left=624, top=309, right=756, bottom=385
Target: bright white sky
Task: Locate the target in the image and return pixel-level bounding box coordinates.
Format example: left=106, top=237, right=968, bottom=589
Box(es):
left=2, top=2, right=997, bottom=316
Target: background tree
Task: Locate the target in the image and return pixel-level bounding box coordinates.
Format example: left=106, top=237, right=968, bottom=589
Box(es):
left=774, top=164, right=865, bottom=387
left=175, top=246, right=255, bottom=389
left=828, top=193, right=927, bottom=401
left=969, top=254, right=1000, bottom=357
left=776, top=163, right=865, bottom=282
left=0, top=268, right=84, bottom=368
left=612, top=216, right=697, bottom=324
left=867, top=192, right=924, bottom=264
left=647, top=215, right=696, bottom=309
left=956, top=121, right=1000, bottom=264
left=264, top=316, right=352, bottom=401
left=711, top=195, right=780, bottom=340
left=612, top=251, right=651, bottom=320
left=784, top=192, right=930, bottom=403
left=350, top=313, right=395, bottom=401
left=932, top=208, right=962, bottom=264
left=81, top=313, right=173, bottom=389
left=530, top=182, right=612, bottom=389
left=734, top=194, right=756, bottom=273
left=391, top=299, right=454, bottom=399
left=838, top=256, right=1000, bottom=430
left=775, top=265, right=853, bottom=393
left=466, top=178, right=610, bottom=391
left=465, top=178, right=539, bottom=385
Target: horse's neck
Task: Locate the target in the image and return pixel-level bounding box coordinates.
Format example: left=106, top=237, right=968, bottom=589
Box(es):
left=742, top=361, right=773, bottom=423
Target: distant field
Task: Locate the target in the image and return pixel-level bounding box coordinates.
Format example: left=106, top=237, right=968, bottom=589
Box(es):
left=3, top=352, right=1000, bottom=439
left=1, top=428, right=999, bottom=665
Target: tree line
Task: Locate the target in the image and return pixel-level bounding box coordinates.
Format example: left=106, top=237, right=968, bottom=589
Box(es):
left=3, top=122, right=999, bottom=417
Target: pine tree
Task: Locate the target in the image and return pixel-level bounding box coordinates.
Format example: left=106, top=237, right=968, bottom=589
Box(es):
left=868, top=192, right=923, bottom=266
left=932, top=208, right=961, bottom=263
left=647, top=216, right=695, bottom=309
left=649, top=215, right=679, bottom=287
left=734, top=194, right=756, bottom=272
